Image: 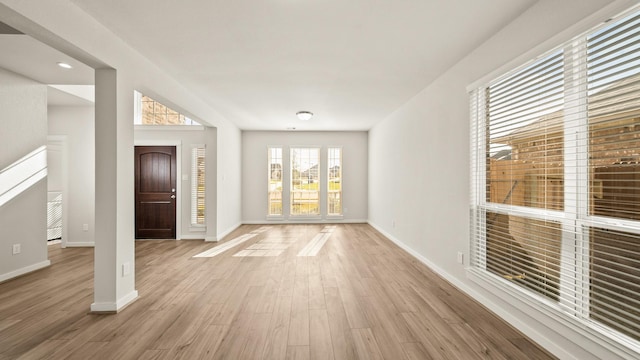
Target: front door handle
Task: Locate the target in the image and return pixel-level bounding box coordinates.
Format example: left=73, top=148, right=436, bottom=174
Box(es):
left=170, top=195, right=176, bottom=199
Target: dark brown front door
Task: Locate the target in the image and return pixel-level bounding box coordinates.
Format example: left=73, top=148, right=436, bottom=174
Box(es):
left=135, top=146, right=177, bottom=239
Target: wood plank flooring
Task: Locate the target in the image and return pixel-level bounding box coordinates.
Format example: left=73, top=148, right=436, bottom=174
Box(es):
left=0, top=224, right=556, bottom=359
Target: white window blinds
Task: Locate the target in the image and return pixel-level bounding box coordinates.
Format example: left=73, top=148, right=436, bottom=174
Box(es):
left=191, top=146, right=205, bottom=226
left=470, top=6, right=640, bottom=351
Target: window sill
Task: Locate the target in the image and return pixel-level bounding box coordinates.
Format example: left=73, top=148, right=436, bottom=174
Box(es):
left=289, top=216, right=322, bottom=221
left=326, top=215, right=344, bottom=220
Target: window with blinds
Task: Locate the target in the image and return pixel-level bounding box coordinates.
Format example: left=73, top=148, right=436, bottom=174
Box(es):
left=191, top=146, right=205, bottom=226
left=327, top=147, right=342, bottom=216
left=268, top=147, right=283, bottom=216
left=470, top=6, right=640, bottom=350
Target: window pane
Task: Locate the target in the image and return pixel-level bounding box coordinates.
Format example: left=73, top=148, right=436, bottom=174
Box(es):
left=328, top=148, right=342, bottom=215
left=588, top=11, right=640, bottom=221
left=268, top=147, right=283, bottom=216
left=138, top=93, right=198, bottom=126
left=586, top=12, right=640, bottom=342
left=154, top=102, right=167, bottom=125
left=486, top=211, right=561, bottom=301
left=291, top=148, right=320, bottom=216
left=191, top=147, right=205, bottom=225
left=487, top=51, right=565, bottom=210
left=141, top=96, right=155, bottom=125
left=589, top=226, right=640, bottom=341
left=167, top=114, right=182, bottom=125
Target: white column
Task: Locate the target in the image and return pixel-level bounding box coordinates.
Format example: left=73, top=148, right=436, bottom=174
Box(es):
left=205, top=127, right=218, bottom=241
left=92, top=68, right=138, bottom=312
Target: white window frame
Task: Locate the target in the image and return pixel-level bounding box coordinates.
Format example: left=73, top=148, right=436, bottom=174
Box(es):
left=266, top=145, right=346, bottom=221
left=267, top=146, right=285, bottom=219
left=289, top=146, right=321, bottom=219
left=469, top=5, right=640, bottom=356
left=326, top=146, right=343, bottom=218
left=133, top=90, right=200, bottom=126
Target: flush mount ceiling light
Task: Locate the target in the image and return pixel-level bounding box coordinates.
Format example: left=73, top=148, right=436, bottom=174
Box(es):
left=57, top=62, right=73, bottom=69
left=296, top=111, right=313, bottom=121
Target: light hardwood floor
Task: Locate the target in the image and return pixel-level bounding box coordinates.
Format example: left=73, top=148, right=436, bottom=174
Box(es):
left=0, top=224, right=556, bottom=359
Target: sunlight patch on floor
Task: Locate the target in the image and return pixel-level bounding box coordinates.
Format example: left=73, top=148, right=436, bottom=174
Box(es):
left=194, top=225, right=336, bottom=258
left=233, top=236, right=298, bottom=257
left=297, top=225, right=335, bottom=257
left=193, top=227, right=270, bottom=258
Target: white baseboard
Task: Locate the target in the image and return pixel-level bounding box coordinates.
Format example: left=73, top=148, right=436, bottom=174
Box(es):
left=64, top=242, right=95, bottom=247
left=180, top=235, right=206, bottom=240
left=90, top=302, right=114, bottom=312
left=91, top=290, right=139, bottom=313
left=205, top=236, right=218, bottom=242
left=0, top=260, right=51, bottom=283
left=242, top=219, right=368, bottom=225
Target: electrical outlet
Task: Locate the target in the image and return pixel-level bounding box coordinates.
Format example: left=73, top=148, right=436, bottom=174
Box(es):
left=457, top=251, right=464, bottom=265
left=12, top=243, right=21, bottom=255
left=392, top=220, right=396, bottom=228
left=122, top=262, right=131, bottom=276
left=83, top=224, right=89, bottom=231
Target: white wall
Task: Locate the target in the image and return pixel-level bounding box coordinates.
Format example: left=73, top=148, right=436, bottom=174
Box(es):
left=134, top=126, right=218, bottom=240
left=0, top=68, right=49, bottom=281
left=216, top=122, right=240, bottom=239
left=48, top=106, right=95, bottom=247
left=46, top=139, right=63, bottom=192
left=368, top=1, right=637, bottom=359
left=0, top=0, right=242, bottom=310
left=242, top=131, right=368, bottom=223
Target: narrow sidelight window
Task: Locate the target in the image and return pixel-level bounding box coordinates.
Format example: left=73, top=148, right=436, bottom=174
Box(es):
left=327, top=147, right=342, bottom=216
left=268, top=147, right=283, bottom=216
left=191, top=146, right=205, bottom=225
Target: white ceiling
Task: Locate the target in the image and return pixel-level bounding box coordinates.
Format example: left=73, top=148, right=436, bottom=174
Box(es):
left=0, top=35, right=94, bottom=85
left=2, top=0, right=538, bottom=130
left=0, top=33, right=95, bottom=106
left=69, top=0, right=537, bottom=130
